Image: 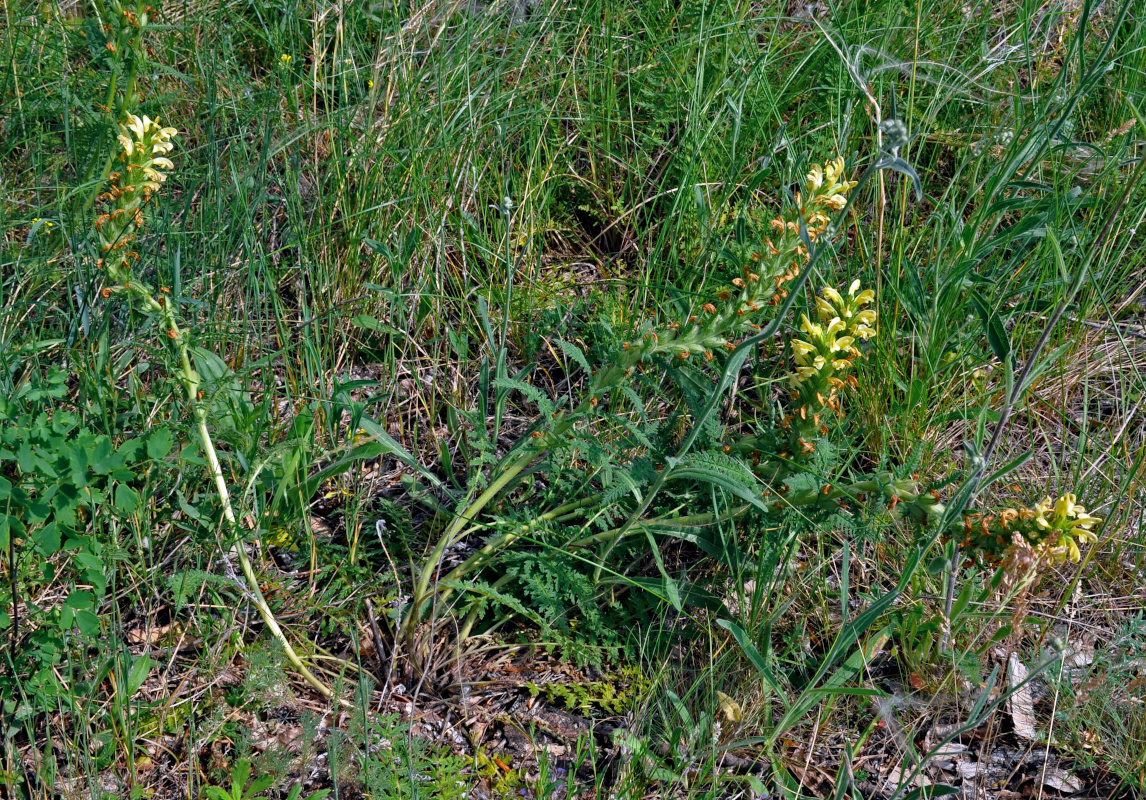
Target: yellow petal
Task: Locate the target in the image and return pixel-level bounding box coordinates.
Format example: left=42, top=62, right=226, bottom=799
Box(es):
left=815, top=297, right=836, bottom=320
left=125, top=112, right=146, bottom=139
left=791, top=339, right=816, bottom=357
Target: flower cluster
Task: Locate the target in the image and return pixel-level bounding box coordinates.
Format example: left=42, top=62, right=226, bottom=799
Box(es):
left=791, top=280, right=876, bottom=387
left=797, top=157, right=857, bottom=212
left=959, top=492, right=1102, bottom=564
left=778, top=279, right=875, bottom=459
left=606, top=158, right=859, bottom=375
left=95, top=113, right=177, bottom=287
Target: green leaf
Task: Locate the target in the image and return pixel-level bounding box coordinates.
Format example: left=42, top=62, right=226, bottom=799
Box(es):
left=981, top=451, right=1034, bottom=492
left=74, top=610, right=100, bottom=636
left=247, top=775, right=274, bottom=795
left=642, top=528, right=682, bottom=611
left=128, top=656, right=153, bottom=695
left=667, top=451, right=767, bottom=510
left=146, top=429, right=173, bottom=460
left=716, top=619, right=786, bottom=702
left=555, top=338, right=592, bottom=375
left=970, top=294, right=1011, bottom=365
left=114, top=484, right=141, bottom=514
left=231, top=759, right=251, bottom=797
left=350, top=314, right=398, bottom=335
left=34, top=522, right=61, bottom=556
left=492, top=377, right=555, bottom=416
left=300, top=442, right=384, bottom=501
left=355, top=415, right=447, bottom=492
left=65, top=590, right=94, bottom=610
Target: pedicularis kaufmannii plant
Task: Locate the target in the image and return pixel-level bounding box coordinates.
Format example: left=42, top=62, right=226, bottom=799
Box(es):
left=82, top=0, right=1101, bottom=690
left=402, top=156, right=1104, bottom=662
left=89, top=43, right=335, bottom=696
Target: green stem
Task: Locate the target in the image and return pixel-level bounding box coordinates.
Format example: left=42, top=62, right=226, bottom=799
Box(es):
left=399, top=404, right=598, bottom=660
left=189, top=415, right=333, bottom=698
left=436, top=494, right=599, bottom=597
left=126, top=291, right=337, bottom=700
left=401, top=447, right=536, bottom=650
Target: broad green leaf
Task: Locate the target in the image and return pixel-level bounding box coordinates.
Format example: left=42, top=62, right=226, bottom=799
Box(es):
left=34, top=522, right=61, bottom=555
left=128, top=656, right=153, bottom=695
left=355, top=415, right=446, bottom=491
left=146, top=429, right=173, bottom=460
left=970, top=294, right=1011, bottom=365
left=74, top=610, right=100, bottom=636
left=65, top=590, right=94, bottom=609
left=114, top=484, right=141, bottom=514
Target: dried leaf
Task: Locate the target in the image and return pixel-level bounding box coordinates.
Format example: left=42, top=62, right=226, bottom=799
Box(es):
left=1007, top=653, right=1037, bottom=741
left=1041, top=767, right=1083, bottom=794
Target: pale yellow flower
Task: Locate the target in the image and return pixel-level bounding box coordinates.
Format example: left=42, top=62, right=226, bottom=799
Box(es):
left=804, top=164, right=823, bottom=192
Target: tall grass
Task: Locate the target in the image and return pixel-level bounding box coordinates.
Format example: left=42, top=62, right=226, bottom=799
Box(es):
left=2, top=0, right=1145, bottom=797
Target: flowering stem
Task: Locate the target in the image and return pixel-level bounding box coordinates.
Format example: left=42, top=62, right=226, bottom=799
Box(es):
left=144, top=292, right=336, bottom=699
left=94, top=111, right=338, bottom=700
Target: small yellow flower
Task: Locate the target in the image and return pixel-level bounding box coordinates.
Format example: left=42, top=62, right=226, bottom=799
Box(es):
left=367, top=79, right=374, bottom=89
left=281, top=54, right=292, bottom=65
left=799, top=314, right=822, bottom=338
left=804, top=164, right=823, bottom=192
